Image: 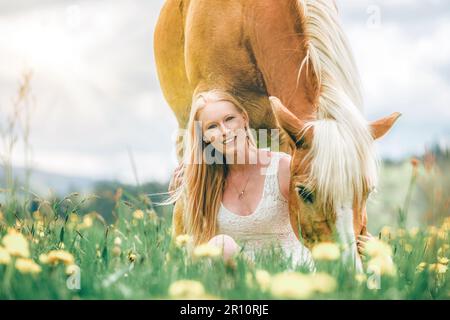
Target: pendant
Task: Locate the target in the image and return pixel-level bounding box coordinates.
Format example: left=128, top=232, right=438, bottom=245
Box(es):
left=238, top=190, right=245, bottom=199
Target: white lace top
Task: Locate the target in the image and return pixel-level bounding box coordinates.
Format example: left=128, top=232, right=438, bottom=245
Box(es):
left=217, top=151, right=314, bottom=270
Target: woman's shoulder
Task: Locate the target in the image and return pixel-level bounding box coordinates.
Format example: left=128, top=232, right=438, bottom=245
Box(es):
left=267, top=151, right=291, bottom=201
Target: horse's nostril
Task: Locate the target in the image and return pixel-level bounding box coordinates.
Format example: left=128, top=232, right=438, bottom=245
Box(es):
left=297, top=186, right=315, bottom=204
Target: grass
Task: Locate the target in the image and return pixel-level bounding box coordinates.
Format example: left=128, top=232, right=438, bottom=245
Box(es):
left=0, top=157, right=449, bottom=300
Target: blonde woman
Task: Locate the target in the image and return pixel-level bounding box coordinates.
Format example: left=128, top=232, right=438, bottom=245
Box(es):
left=165, top=89, right=315, bottom=270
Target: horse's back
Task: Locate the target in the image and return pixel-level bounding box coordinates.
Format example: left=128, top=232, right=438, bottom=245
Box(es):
left=155, top=0, right=271, bottom=128
left=154, top=0, right=193, bottom=125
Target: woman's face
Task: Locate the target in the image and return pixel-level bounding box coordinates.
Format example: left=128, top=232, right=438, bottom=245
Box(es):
left=198, top=100, right=248, bottom=156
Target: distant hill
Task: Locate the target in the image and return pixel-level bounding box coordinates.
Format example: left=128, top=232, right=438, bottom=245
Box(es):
left=0, top=165, right=97, bottom=197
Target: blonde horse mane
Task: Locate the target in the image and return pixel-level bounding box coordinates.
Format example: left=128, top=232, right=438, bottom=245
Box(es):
left=294, top=0, right=380, bottom=211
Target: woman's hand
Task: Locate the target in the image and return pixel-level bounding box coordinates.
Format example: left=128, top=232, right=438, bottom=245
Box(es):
left=357, top=233, right=373, bottom=259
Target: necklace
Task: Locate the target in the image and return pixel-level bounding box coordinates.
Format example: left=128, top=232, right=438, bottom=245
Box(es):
left=228, top=167, right=254, bottom=200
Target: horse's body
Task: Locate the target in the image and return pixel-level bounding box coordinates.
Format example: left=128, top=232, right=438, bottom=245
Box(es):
left=154, top=0, right=313, bottom=155
left=155, top=0, right=400, bottom=271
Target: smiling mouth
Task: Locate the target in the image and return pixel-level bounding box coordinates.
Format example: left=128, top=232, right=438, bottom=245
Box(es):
left=222, top=136, right=236, bottom=145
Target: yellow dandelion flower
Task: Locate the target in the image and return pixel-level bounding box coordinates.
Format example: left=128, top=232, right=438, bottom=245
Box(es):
left=80, top=215, right=93, bottom=229
left=69, top=213, right=79, bottom=224
left=39, top=250, right=75, bottom=266
left=0, top=246, right=11, bottom=265
left=427, top=226, right=438, bottom=235
left=15, top=258, right=41, bottom=274
left=2, top=228, right=30, bottom=258
left=65, top=264, right=79, bottom=275
left=437, top=229, right=447, bottom=240
left=32, top=210, right=43, bottom=220
left=429, top=263, right=448, bottom=274
left=114, top=237, right=122, bottom=246
left=128, top=252, right=137, bottom=262
left=404, top=243, right=413, bottom=253
left=438, top=257, right=449, bottom=265
left=380, top=226, right=393, bottom=239
left=441, top=217, right=450, bottom=231
left=416, top=262, right=427, bottom=273
left=270, top=271, right=313, bottom=299
left=254, top=269, right=272, bottom=292
left=355, top=273, right=367, bottom=284
left=364, top=238, right=393, bottom=258
left=409, top=227, right=419, bottom=237
left=367, top=255, right=396, bottom=276
left=175, top=234, right=192, bottom=247
left=193, top=243, right=222, bottom=258
left=168, top=279, right=205, bottom=299
left=133, top=209, right=144, bottom=220
left=147, top=209, right=158, bottom=222
left=112, top=246, right=121, bottom=257
left=309, top=272, right=337, bottom=294
left=311, top=242, right=340, bottom=261
left=396, top=228, right=406, bottom=237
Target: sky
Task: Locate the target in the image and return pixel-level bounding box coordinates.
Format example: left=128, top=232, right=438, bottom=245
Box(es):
left=0, top=0, right=449, bottom=184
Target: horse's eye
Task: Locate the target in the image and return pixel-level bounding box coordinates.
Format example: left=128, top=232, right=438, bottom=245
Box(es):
left=297, top=186, right=314, bottom=204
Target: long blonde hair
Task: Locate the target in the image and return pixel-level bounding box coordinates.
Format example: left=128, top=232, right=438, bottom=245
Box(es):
left=164, top=89, right=257, bottom=245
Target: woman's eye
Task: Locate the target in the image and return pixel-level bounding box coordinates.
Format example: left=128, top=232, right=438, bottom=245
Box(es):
left=225, top=116, right=235, bottom=121
left=207, top=124, right=217, bottom=130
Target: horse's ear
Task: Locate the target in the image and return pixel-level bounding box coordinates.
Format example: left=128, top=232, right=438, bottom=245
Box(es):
left=369, top=112, right=402, bottom=140
left=269, top=96, right=304, bottom=144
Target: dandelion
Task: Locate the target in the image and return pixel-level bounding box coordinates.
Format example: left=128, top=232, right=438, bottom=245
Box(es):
left=0, top=246, right=11, bottom=264
left=380, top=226, right=393, bottom=239
left=311, top=242, right=340, bottom=261
left=437, top=229, right=447, bottom=240
left=192, top=243, right=222, bottom=258
left=168, top=279, right=205, bottom=299
left=39, top=250, right=75, bottom=266
left=114, top=237, right=122, bottom=246
left=427, top=226, right=438, bottom=236
left=355, top=273, right=367, bottom=284
left=367, top=255, right=396, bottom=276
left=128, top=252, right=137, bottom=262
left=133, top=210, right=144, bottom=220
left=69, top=212, right=79, bottom=222
left=246, top=270, right=271, bottom=291
left=65, top=264, right=79, bottom=275
left=175, top=234, right=192, bottom=247
left=147, top=209, right=158, bottom=222
left=364, top=238, right=393, bottom=258
left=80, top=215, right=93, bottom=229
left=112, top=246, right=121, bottom=257
left=2, top=228, right=30, bottom=258
left=309, top=272, right=337, bottom=294
left=409, top=227, right=419, bottom=237
left=396, top=228, right=406, bottom=238
left=416, top=262, right=427, bottom=273
left=438, top=257, right=449, bottom=265
left=270, top=271, right=313, bottom=299
left=429, top=263, right=448, bottom=274
left=15, top=258, right=41, bottom=274
left=404, top=243, right=413, bottom=253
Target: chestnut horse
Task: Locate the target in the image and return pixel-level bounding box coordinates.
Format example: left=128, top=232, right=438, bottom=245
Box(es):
left=154, top=0, right=400, bottom=271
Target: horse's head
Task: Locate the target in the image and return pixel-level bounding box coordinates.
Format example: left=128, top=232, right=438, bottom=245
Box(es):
left=270, top=96, right=400, bottom=271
